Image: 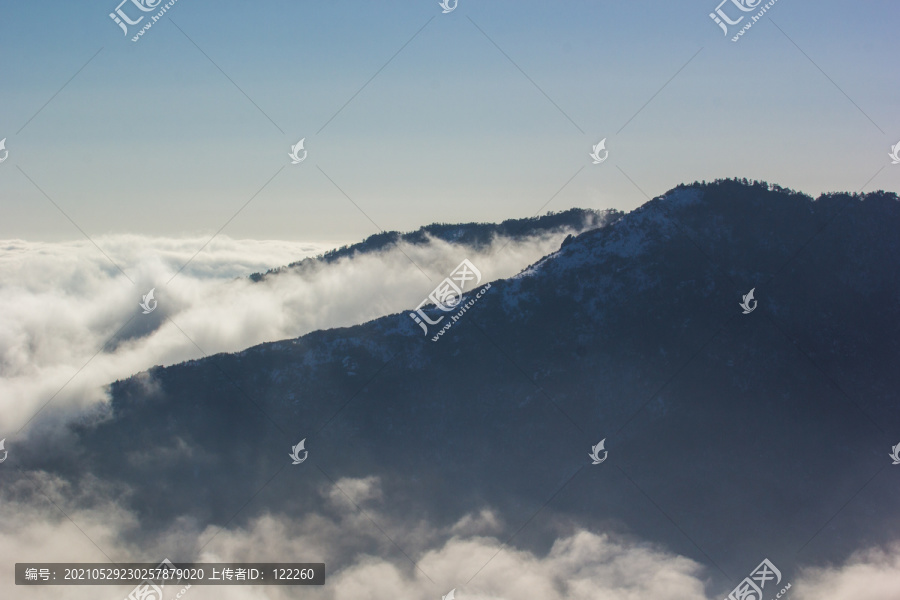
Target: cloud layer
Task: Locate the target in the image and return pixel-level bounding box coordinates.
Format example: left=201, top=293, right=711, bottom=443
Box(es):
left=0, top=230, right=575, bottom=436
left=0, top=472, right=713, bottom=600
left=2, top=474, right=899, bottom=600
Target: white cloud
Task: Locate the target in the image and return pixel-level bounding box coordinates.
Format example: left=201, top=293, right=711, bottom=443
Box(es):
left=449, top=509, right=504, bottom=538
left=0, top=474, right=711, bottom=600
left=793, top=545, right=900, bottom=600
left=3, top=475, right=899, bottom=600
left=0, top=231, right=574, bottom=435
left=326, top=476, right=383, bottom=508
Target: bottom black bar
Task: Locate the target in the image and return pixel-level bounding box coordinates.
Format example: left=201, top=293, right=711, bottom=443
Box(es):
left=15, top=563, right=325, bottom=585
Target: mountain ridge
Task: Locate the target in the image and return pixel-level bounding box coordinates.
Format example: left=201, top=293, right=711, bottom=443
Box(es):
left=248, top=207, right=616, bottom=282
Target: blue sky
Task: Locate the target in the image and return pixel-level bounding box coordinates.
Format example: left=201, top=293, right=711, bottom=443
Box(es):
left=1, top=0, right=898, bottom=242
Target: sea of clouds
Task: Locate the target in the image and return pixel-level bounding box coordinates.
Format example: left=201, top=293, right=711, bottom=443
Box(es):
left=1, top=474, right=899, bottom=600
left=0, top=231, right=571, bottom=437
